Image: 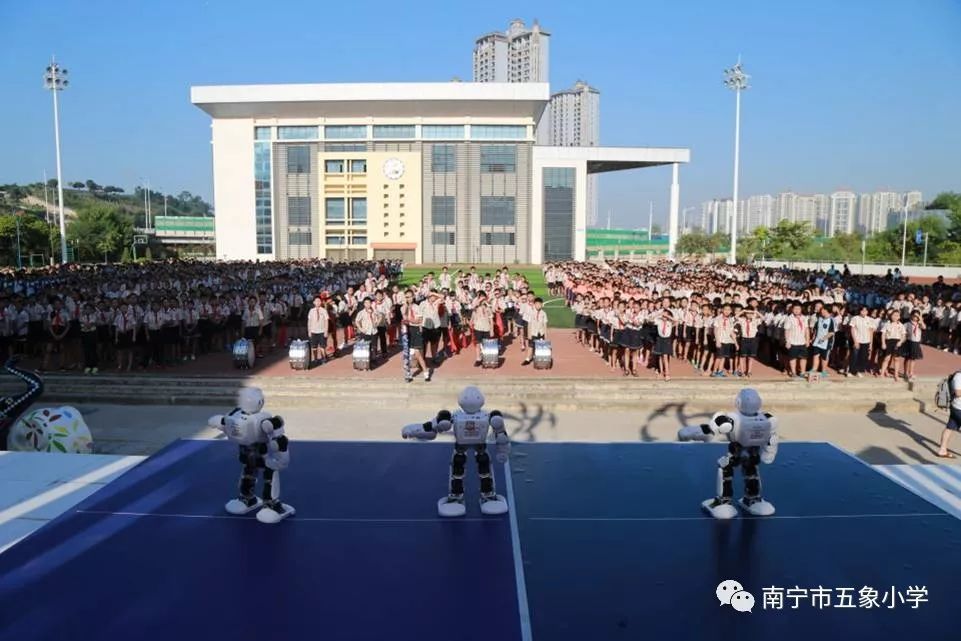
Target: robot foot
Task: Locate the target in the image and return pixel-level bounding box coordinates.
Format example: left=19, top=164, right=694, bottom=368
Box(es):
left=226, top=496, right=263, bottom=515
left=437, top=496, right=467, bottom=518
left=256, top=503, right=296, bottom=524
left=739, top=497, right=776, bottom=517
left=701, top=498, right=738, bottom=520
left=479, top=494, right=509, bottom=516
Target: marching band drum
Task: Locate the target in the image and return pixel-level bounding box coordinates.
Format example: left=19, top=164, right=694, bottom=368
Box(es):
left=532, top=339, right=553, bottom=370
left=288, top=339, right=309, bottom=370
left=353, top=340, right=371, bottom=371
left=232, top=339, right=255, bottom=370
left=481, top=338, right=500, bottom=369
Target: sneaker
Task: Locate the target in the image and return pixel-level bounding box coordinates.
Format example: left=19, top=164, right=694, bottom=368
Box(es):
left=91, top=368, right=98, bottom=375
left=83, top=367, right=91, bottom=374
left=474, top=360, right=482, bottom=368
left=425, top=369, right=432, bottom=382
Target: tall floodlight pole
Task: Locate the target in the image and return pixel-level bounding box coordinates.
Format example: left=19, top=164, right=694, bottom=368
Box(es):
left=900, top=205, right=908, bottom=267
left=44, top=58, right=69, bottom=264
left=724, top=58, right=749, bottom=264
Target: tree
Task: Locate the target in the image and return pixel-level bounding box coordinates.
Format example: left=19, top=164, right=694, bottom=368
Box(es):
left=85, top=179, right=101, bottom=193
left=67, top=203, right=133, bottom=262
left=0, top=213, right=53, bottom=266
left=46, top=178, right=58, bottom=189
left=70, top=181, right=85, bottom=189
left=929, top=192, right=961, bottom=242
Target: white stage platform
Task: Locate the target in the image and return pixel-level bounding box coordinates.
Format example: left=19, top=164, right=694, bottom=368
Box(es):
left=0, top=451, right=144, bottom=553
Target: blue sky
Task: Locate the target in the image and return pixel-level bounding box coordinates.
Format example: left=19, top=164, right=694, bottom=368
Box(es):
left=1, top=0, right=958, bottom=229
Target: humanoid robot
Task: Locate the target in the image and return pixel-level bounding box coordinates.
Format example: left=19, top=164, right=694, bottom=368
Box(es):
left=678, top=388, right=778, bottom=519
left=208, top=388, right=295, bottom=524
left=402, top=386, right=510, bottom=517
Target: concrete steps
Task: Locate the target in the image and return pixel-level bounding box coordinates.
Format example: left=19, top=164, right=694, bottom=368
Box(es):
left=0, top=374, right=923, bottom=413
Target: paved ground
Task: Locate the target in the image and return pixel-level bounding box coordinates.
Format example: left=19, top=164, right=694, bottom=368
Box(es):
left=19, top=329, right=961, bottom=382
left=62, top=401, right=960, bottom=465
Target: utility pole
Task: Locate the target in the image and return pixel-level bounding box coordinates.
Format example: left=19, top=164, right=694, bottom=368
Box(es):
left=724, top=57, right=749, bottom=264
left=43, top=57, right=69, bottom=264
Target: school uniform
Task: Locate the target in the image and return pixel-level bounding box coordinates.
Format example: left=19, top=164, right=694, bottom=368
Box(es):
left=738, top=314, right=760, bottom=358
left=528, top=309, right=548, bottom=341
left=848, top=315, right=874, bottom=374
left=714, top=315, right=738, bottom=359
left=653, top=312, right=675, bottom=356
left=783, top=314, right=809, bottom=361
left=903, top=321, right=923, bottom=360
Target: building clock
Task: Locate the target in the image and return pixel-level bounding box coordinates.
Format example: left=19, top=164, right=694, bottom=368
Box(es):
left=383, top=158, right=405, bottom=180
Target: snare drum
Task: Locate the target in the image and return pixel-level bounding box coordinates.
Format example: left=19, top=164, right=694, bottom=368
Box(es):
left=532, top=339, right=553, bottom=370
left=353, top=340, right=371, bottom=371
left=232, top=339, right=255, bottom=369
left=288, top=339, right=309, bottom=370
left=481, top=338, right=500, bottom=369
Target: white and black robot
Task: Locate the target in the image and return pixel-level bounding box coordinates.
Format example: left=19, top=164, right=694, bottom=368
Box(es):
left=209, top=388, right=295, bottom=524
left=402, top=386, right=510, bottom=517
left=678, top=388, right=778, bottom=519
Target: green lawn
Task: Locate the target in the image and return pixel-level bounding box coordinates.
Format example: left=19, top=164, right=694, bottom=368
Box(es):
left=397, top=264, right=574, bottom=328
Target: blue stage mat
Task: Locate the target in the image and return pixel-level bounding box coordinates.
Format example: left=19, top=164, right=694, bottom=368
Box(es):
left=2, top=440, right=960, bottom=641
left=509, top=442, right=961, bottom=641
left=0, top=440, right=521, bottom=641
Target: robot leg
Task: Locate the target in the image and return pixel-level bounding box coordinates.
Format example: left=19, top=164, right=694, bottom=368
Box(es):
left=701, top=444, right=740, bottom=520
left=225, top=446, right=263, bottom=515
left=438, top=444, right=468, bottom=517
left=475, top=444, right=508, bottom=515
left=256, top=468, right=296, bottom=524
left=739, top=448, right=775, bottom=516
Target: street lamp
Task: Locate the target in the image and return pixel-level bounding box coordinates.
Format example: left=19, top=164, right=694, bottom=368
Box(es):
left=43, top=57, right=69, bottom=265
left=724, top=57, right=749, bottom=265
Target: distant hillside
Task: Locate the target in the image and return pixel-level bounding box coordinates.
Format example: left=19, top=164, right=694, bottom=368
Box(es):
left=0, top=180, right=211, bottom=226
left=0, top=180, right=213, bottom=265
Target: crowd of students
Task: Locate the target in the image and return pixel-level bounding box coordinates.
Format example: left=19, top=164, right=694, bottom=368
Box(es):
left=0, top=260, right=400, bottom=374
left=322, top=265, right=550, bottom=382
left=0, top=261, right=550, bottom=382
left=546, top=260, right=961, bottom=383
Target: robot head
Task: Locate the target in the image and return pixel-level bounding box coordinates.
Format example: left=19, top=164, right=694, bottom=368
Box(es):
left=735, top=388, right=762, bottom=416
left=458, top=386, right=485, bottom=414
left=237, top=387, right=265, bottom=414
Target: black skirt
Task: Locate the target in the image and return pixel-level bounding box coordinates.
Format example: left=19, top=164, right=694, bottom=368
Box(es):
left=625, top=328, right=642, bottom=350
left=903, top=341, right=923, bottom=360
left=718, top=343, right=736, bottom=359
left=654, top=336, right=673, bottom=356
left=684, top=326, right=696, bottom=341
left=585, top=319, right=597, bottom=334
left=117, top=330, right=134, bottom=349
left=575, top=314, right=586, bottom=330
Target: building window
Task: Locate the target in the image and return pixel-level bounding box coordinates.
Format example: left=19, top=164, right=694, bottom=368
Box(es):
left=278, top=126, right=319, bottom=140
left=432, top=231, right=455, bottom=245
left=543, top=167, right=576, bottom=261
left=350, top=159, right=367, bottom=173
left=471, top=125, right=527, bottom=140
left=326, top=143, right=367, bottom=152
left=325, top=125, right=367, bottom=139
left=351, top=234, right=367, bottom=245
left=480, top=196, right=516, bottom=226
left=431, top=196, right=455, bottom=225
left=422, top=125, right=465, bottom=140
left=480, top=145, right=516, bottom=173
left=326, top=235, right=346, bottom=245
left=325, top=198, right=345, bottom=224
left=288, top=196, right=311, bottom=226
left=481, top=232, right=515, bottom=246
left=289, top=231, right=312, bottom=246
left=286, top=146, right=310, bottom=174
left=373, top=125, right=415, bottom=139
left=254, top=142, right=272, bottom=254
left=431, top=145, right=455, bottom=172
left=351, top=198, right=367, bottom=224
left=325, top=159, right=344, bottom=173
left=254, top=126, right=272, bottom=140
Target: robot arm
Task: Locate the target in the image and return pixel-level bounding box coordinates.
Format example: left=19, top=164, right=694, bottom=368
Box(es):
left=677, top=412, right=735, bottom=442
left=760, top=414, right=778, bottom=464
left=261, top=415, right=290, bottom=470
left=401, top=409, right=453, bottom=441
left=208, top=414, right=227, bottom=433
left=489, top=410, right=510, bottom=463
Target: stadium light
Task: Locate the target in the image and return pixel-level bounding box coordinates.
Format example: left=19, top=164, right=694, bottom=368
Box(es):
left=43, top=57, right=69, bottom=265
left=724, top=58, right=749, bottom=265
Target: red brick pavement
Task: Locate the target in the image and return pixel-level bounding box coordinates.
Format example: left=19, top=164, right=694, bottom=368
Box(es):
left=20, top=329, right=961, bottom=381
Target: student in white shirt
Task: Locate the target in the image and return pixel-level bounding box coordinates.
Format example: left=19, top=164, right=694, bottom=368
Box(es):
left=938, top=369, right=961, bottom=459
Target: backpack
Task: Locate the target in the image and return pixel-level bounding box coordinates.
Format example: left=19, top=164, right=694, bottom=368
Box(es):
left=936, top=372, right=959, bottom=410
